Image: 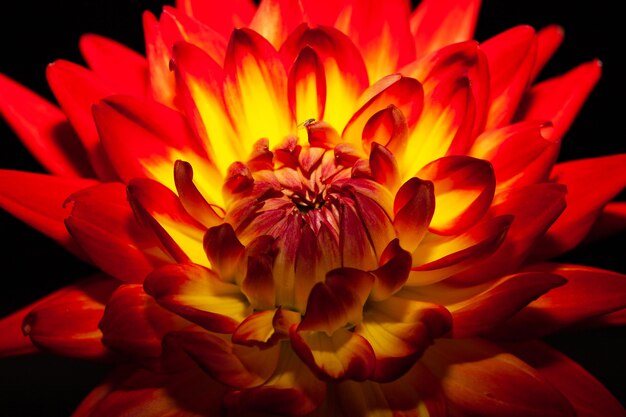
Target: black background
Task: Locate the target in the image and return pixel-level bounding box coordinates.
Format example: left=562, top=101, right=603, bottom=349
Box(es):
left=0, top=1, right=624, bottom=416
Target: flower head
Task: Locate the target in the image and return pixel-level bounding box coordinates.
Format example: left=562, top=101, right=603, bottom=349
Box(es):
left=1, top=0, right=625, bottom=416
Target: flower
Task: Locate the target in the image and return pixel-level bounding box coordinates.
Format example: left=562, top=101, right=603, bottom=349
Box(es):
left=1, top=0, right=625, bottom=416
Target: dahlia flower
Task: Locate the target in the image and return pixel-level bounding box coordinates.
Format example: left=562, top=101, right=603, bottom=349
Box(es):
left=1, top=0, right=625, bottom=415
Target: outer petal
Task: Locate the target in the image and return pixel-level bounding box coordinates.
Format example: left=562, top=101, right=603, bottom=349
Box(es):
left=410, top=0, right=481, bottom=59
left=249, top=0, right=306, bottom=49
left=532, top=154, right=626, bottom=259
left=533, top=25, right=565, bottom=80
left=79, top=34, right=149, bottom=97
left=491, top=263, right=626, bottom=340
left=515, top=60, right=602, bottom=142
left=584, top=201, right=626, bottom=243
left=72, top=366, right=226, bottom=417
left=422, top=339, right=575, bottom=417
left=503, top=341, right=626, bottom=417
left=46, top=60, right=117, bottom=180
left=175, top=0, right=256, bottom=39
left=144, top=263, right=251, bottom=333
left=143, top=11, right=177, bottom=108
left=0, top=73, right=93, bottom=177
left=0, top=170, right=97, bottom=257
left=22, top=275, right=119, bottom=360
left=66, top=182, right=174, bottom=283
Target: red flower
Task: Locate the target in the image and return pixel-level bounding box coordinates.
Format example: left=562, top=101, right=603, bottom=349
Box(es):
left=1, top=0, right=625, bottom=416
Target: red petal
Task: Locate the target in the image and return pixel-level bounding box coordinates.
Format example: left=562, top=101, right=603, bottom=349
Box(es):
left=364, top=106, right=409, bottom=161
left=393, top=177, right=435, bottom=252
left=503, top=341, right=626, bottom=417
left=410, top=0, right=481, bottom=59
left=335, top=0, right=415, bottom=81
left=22, top=275, right=119, bottom=360
left=369, top=142, right=402, bottom=192
left=72, top=366, right=226, bottom=417
left=288, top=46, right=326, bottom=126
left=532, top=154, right=626, bottom=259
left=79, top=34, right=149, bottom=97
left=481, top=26, right=537, bottom=129
left=299, top=268, right=374, bottom=334
left=515, top=60, right=602, bottom=142
left=422, top=339, right=575, bottom=417
left=166, top=329, right=279, bottom=388
left=249, top=0, right=306, bottom=49
left=142, top=11, right=177, bottom=108
left=470, top=121, right=558, bottom=189
left=224, top=28, right=293, bottom=146
left=144, top=263, right=250, bottom=333
left=46, top=60, right=117, bottom=180
left=241, top=237, right=276, bottom=310
left=127, top=178, right=207, bottom=265
left=0, top=73, right=93, bottom=177
left=357, top=297, right=451, bottom=382
left=203, top=223, right=247, bottom=284
left=370, top=239, right=412, bottom=301
left=533, top=25, right=565, bottom=80
left=492, top=263, right=626, bottom=340
left=417, top=156, right=495, bottom=235
left=0, top=170, right=97, bottom=257
left=66, top=183, right=174, bottom=283
left=584, top=201, right=626, bottom=243
left=175, top=0, right=256, bottom=38
left=173, top=161, right=223, bottom=229
left=301, top=0, right=343, bottom=26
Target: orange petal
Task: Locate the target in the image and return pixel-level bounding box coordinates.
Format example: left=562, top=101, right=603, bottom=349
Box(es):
left=481, top=26, right=537, bottom=129
left=422, top=339, right=575, bottom=417
left=418, top=156, right=495, bottom=235
left=79, top=34, right=149, bottom=97
left=515, top=60, right=602, bottom=142
left=232, top=309, right=281, bottom=348
left=224, top=28, right=294, bottom=148
left=369, top=142, right=402, bottom=192
left=23, top=275, right=119, bottom=360
left=0, top=170, right=97, bottom=258
left=393, top=177, right=435, bottom=252
left=175, top=0, right=256, bottom=38
left=66, top=182, right=174, bottom=283
left=532, top=25, right=565, bottom=81
left=492, top=263, right=626, bottom=340
left=0, top=73, right=93, bottom=177
left=288, top=46, right=326, bottom=127
left=357, top=297, right=451, bottom=382
left=144, top=263, right=250, bottom=333
left=470, top=121, right=558, bottom=189
left=410, top=0, right=481, bottom=59
left=249, top=0, right=306, bottom=49
left=532, top=154, right=626, bottom=259
left=335, top=0, right=415, bottom=81
left=46, top=60, right=117, bottom=180
left=173, top=161, right=224, bottom=229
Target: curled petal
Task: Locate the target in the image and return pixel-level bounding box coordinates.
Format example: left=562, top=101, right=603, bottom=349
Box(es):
left=393, top=177, right=435, bottom=252
left=232, top=308, right=299, bottom=348
left=288, top=46, right=326, bottom=127
left=144, top=263, right=251, bottom=333
left=370, top=239, right=412, bottom=301
left=203, top=223, right=247, bottom=284
left=173, top=161, right=223, bottom=228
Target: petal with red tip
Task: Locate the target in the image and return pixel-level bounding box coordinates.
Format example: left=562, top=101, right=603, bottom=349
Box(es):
left=173, top=161, right=223, bottom=229
left=451, top=183, right=567, bottom=284
left=357, top=297, right=451, bottom=382
left=127, top=178, right=207, bottom=265
left=363, top=106, right=409, bottom=161
left=175, top=0, right=256, bottom=38
left=66, top=182, right=174, bottom=283
left=393, top=177, right=435, bottom=252
left=291, top=327, right=375, bottom=381
left=343, top=74, right=423, bottom=151
left=481, top=26, right=537, bottom=129
left=288, top=47, right=326, bottom=128
left=0, top=74, right=93, bottom=177
left=418, top=156, right=495, bottom=235
left=422, top=339, right=575, bottom=417
left=224, top=343, right=326, bottom=416
left=249, top=0, right=306, bottom=49
left=22, top=275, right=119, bottom=360
left=492, top=263, right=626, bottom=340
left=370, top=239, right=412, bottom=301
left=99, top=284, right=189, bottom=360
left=281, top=25, right=369, bottom=130
left=165, top=330, right=279, bottom=388
left=224, top=28, right=293, bottom=146
left=515, top=60, right=602, bottom=142
left=144, top=263, right=251, bottom=333
left=203, top=223, right=247, bottom=284
left=369, top=142, right=402, bottom=192
left=241, top=238, right=276, bottom=310
left=299, top=268, right=374, bottom=334
left=532, top=154, right=626, bottom=259
left=504, top=341, right=626, bottom=417
left=79, top=34, right=148, bottom=96
left=533, top=25, right=565, bottom=80
left=232, top=309, right=277, bottom=348
left=335, top=0, right=415, bottom=81
left=46, top=60, right=117, bottom=180
left=0, top=170, right=96, bottom=257
left=470, top=121, right=558, bottom=189
left=72, top=366, right=226, bottom=417
left=143, top=11, right=176, bottom=108
left=410, top=0, right=481, bottom=59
